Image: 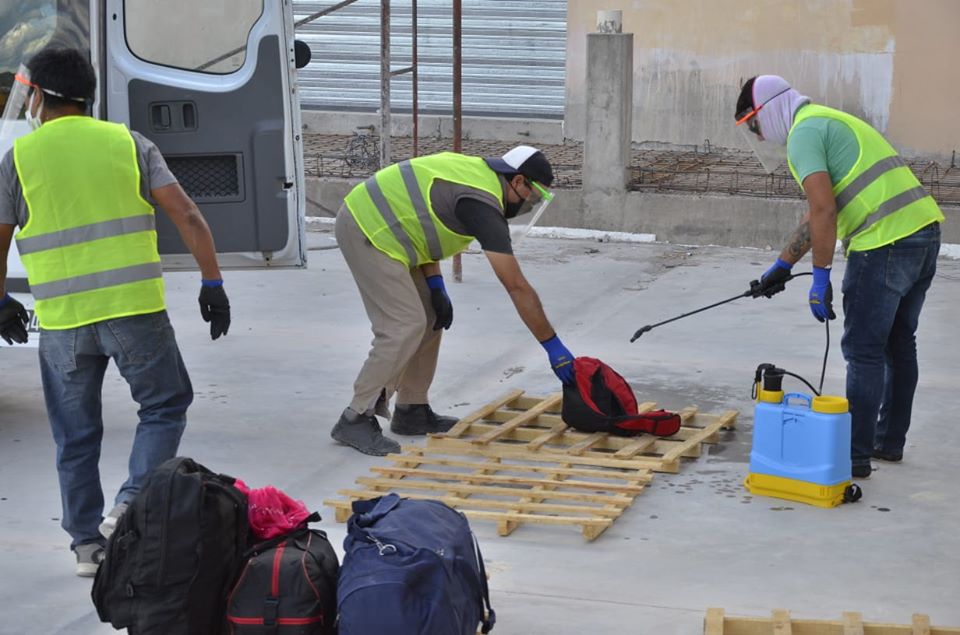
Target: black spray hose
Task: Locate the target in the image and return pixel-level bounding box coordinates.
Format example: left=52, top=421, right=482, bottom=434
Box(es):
left=629, top=271, right=812, bottom=342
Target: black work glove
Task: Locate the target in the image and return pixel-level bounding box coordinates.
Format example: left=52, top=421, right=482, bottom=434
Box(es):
left=198, top=281, right=231, bottom=340
left=0, top=294, right=29, bottom=345
left=426, top=275, right=453, bottom=330
left=752, top=258, right=793, bottom=298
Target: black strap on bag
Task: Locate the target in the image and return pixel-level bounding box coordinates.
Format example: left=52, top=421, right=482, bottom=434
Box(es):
left=473, top=534, right=496, bottom=634
left=241, top=511, right=322, bottom=560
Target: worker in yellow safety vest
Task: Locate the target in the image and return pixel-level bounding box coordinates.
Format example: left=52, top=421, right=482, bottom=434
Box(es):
left=736, top=75, right=944, bottom=479
left=331, top=146, right=577, bottom=455
left=0, top=48, right=231, bottom=576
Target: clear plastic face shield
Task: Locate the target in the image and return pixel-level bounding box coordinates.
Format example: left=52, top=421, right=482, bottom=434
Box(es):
left=735, top=89, right=789, bottom=175
left=510, top=180, right=555, bottom=242
left=0, top=66, right=34, bottom=144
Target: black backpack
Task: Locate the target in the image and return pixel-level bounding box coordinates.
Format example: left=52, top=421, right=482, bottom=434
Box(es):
left=92, top=457, right=249, bottom=635
left=225, top=513, right=339, bottom=634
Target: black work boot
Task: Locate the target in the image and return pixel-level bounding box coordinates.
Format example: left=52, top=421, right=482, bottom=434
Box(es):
left=390, top=404, right=459, bottom=436
left=872, top=448, right=903, bottom=463
left=331, top=408, right=401, bottom=456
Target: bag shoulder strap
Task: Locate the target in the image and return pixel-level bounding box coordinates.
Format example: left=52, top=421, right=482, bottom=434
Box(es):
left=472, top=533, right=496, bottom=633
left=243, top=511, right=321, bottom=559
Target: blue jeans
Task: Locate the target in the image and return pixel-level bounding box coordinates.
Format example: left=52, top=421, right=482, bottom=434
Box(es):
left=841, top=222, right=940, bottom=467
left=39, top=310, right=193, bottom=548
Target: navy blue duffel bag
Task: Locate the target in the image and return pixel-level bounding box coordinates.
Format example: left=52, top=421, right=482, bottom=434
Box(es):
left=337, top=494, right=495, bottom=635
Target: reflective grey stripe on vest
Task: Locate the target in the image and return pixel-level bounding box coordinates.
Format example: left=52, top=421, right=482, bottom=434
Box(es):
left=16, top=214, right=156, bottom=256
left=845, top=185, right=931, bottom=242
left=835, top=155, right=907, bottom=211
left=398, top=161, right=443, bottom=261
left=364, top=176, right=418, bottom=265
left=30, top=262, right=163, bottom=301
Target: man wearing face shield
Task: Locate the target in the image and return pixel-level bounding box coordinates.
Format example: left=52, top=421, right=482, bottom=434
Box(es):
left=736, top=75, right=944, bottom=479
left=0, top=48, right=231, bottom=576
left=331, top=145, right=575, bottom=456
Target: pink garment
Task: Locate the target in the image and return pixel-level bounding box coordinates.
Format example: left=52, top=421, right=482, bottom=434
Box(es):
left=234, top=479, right=311, bottom=540
left=753, top=75, right=810, bottom=146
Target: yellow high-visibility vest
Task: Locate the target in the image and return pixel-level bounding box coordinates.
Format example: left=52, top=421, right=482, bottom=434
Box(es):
left=788, top=105, right=943, bottom=253
left=14, top=116, right=165, bottom=329
left=344, top=152, right=504, bottom=266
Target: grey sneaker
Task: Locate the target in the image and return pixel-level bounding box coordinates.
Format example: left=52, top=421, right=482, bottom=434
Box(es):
left=75, top=542, right=105, bottom=578
left=99, top=502, right=129, bottom=539
left=390, top=404, right=459, bottom=436
left=332, top=408, right=401, bottom=456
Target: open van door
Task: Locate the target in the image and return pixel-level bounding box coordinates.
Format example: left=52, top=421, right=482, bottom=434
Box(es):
left=101, top=0, right=306, bottom=269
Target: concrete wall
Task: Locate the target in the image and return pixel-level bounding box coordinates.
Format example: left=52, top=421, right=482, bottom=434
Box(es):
left=306, top=175, right=960, bottom=249
left=566, top=0, right=960, bottom=160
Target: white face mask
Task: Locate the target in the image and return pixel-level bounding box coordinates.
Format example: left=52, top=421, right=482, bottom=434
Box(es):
left=25, top=93, right=43, bottom=130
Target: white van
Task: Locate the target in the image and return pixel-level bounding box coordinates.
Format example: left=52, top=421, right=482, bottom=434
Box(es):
left=1, top=0, right=309, bottom=348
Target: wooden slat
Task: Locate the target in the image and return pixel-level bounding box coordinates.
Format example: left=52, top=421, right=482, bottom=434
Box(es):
left=613, top=436, right=658, bottom=458
left=772, top=609, right=792, bottom=635
left=442, top=389, right=524, bottom=438
left=427, top=436, right=669, bottom=471
left=704, top=608, right=725, bottom=635
left=354, top=476, right=635, bottom=505
left=390, top=452, right=652, bottom=482
left=566, top=433, right=607, bottom=455
left=472, top=393, right=562, bottom=445
left=369, top=466, right=646, bottom=494
left=526, top=421, right=569, bottom=450
left=843, top=612, right=864, bottom=635
left=325, top=497, right=613, bottom=530
left=703, top=611, right=960, bottom=635
left=513, top=394, right=562, bottom=412
left=331, top=489, right=626, bottom=517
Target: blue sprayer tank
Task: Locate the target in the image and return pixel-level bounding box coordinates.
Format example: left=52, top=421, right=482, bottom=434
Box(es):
left=744, top=367, right=856, bottom=507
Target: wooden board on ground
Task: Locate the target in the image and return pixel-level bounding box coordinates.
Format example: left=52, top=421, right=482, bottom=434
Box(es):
left=704, top=608, right=960, bottom=635
left=431, top=390, right=738, bottom=473
left=325, top=445, right=653, bottom=541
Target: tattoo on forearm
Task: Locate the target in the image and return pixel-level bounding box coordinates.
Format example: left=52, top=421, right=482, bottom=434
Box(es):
left=787, top=221, right=811, bottom=260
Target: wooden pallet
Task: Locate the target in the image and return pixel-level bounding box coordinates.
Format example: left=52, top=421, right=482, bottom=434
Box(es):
left=704, top=608, right=960, bottom=635
left=325, top=444, right=653, bottom=540
left=324, top=390, right=737, bottom=539
left=428, top=389, right=738, bottom=473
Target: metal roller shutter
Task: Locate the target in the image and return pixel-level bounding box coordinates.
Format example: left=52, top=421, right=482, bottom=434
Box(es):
left=293, top=0, right=566, bottom=118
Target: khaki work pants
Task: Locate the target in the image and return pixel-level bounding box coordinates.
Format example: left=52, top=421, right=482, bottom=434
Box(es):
left=335, top=207, right=442, bottom=414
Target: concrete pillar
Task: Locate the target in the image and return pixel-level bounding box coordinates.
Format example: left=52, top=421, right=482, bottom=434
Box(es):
left=582, top=11, right=633, bottom=229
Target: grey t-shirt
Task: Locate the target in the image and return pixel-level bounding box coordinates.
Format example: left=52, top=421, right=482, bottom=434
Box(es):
left=0, top=126, right=178, bottom=228
left=430, top=177, right=513, bottom=255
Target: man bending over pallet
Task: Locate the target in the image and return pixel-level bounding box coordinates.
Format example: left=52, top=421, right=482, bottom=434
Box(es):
left=331, top=146, right=577, bottom=455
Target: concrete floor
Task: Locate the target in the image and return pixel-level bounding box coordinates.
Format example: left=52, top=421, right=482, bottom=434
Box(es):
left=2, top=228, right=958, bottom=634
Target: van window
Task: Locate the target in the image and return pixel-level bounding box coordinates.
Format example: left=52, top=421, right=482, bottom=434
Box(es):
left=0, top=0, right=90, bottom=112
left=124, top=0, right=264, bottom=74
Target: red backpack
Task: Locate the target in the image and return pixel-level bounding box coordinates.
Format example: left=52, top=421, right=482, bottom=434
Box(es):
left=561, top=357, right=681, bottom=437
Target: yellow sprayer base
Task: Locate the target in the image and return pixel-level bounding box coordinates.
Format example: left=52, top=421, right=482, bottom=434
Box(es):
left=744, top=472, right=849, bottom=508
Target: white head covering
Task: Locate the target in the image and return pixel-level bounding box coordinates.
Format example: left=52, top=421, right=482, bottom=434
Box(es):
left=753, top=75, right=810, bottom=146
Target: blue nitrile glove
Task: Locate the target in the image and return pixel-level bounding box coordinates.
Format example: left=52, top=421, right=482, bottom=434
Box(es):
left=199, top=279, right=231, bottom=340
left=540, top=334, right=574, bottom=384
left=808, top=266, right=836, bottom=322
left=755, top=258, right=793, bottom=298
left=426, top=275, right=453, bottom=330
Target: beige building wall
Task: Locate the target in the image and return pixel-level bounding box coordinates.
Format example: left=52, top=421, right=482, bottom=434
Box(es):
left=566, top=0, right=960, bottom=159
